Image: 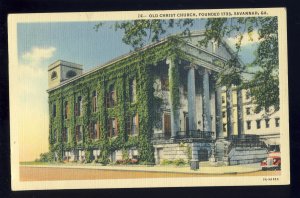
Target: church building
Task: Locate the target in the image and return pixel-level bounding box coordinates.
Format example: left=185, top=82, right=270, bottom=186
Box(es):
left=47, top=31, right=271, bottom=169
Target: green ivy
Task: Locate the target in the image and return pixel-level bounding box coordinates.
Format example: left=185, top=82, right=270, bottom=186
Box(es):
left=48, top=39, right=186, bottom=164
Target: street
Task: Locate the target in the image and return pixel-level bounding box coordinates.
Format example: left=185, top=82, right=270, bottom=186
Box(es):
left=19, top=166, right=281, bottom=181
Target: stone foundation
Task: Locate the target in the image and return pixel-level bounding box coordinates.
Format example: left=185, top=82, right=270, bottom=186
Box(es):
left=153, top=142, right=214, bottom=165
left=228, top=147, right=268, bottom=165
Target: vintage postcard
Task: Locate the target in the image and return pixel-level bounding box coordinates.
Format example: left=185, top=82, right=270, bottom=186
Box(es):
left=8, top=8, right=289, bottom=190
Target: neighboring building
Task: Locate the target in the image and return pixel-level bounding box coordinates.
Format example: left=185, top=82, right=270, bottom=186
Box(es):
left=221, top=88, right=280, bottom=151
left=47, top=31, right=272, bottom=168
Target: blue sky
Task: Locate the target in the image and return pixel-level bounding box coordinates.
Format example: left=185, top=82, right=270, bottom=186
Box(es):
left=18, top=22, right=133, bottom=70
left=17, top=21, right=206, bottom=70
left=16, top=20, right=260, bottom=161
left=17, top=20, right=258, bottom=71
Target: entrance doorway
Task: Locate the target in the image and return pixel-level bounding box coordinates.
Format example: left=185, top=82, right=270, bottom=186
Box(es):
left=198, top=149, right=209, bottom=161
left=184, top=113, right=189, bottom=132
left=163, top=113, right=171, bottom=138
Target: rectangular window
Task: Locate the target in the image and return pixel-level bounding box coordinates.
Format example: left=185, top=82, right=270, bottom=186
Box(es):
left=164, top=113, right=171, bottom=137
left=223, top=123, right=226, bottom=132
left=75, top=96, right=82, bottom=116
left=92, top=91, right=98, bottom=112
left=90, top=122, right=99, bottom=140
left=78, top=96, right=82, bottom=116
left=52, top=103, right=56, bottom=117
left=246, top=121, right=251, bottom=130
left=126, top=114, right=139, bottom=136
left=64, top=101, right=69, bottom=119
left=106, top=84, right=116, bottom=108
left=76, top=125, right=83, bottom=142
left=129, top=79, right=136, bottom=103
left=62, top=128, right=68, bottom=142
left=246, top=107, right=251, bottom=115
left=265, top=119, right=270, bottom=128
left=161, top=77, right=169, bottom=91
left=108, top=118, right=118, bottom=137
left=275, top=118, right=280, bottom=127
left=256, top=120, right=261, bottom=129
left=222, top=111, right=226, bottom=118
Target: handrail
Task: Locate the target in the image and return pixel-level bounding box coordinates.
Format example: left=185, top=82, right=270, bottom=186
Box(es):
left=227, top=134, right=268, bottom=152
left=176, top=130, right=214, bottom=139
left=151, top=130, right=214, bottom=140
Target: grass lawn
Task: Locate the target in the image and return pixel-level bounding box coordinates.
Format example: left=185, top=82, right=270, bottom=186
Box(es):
left=20, top=161, right=61, bottom=165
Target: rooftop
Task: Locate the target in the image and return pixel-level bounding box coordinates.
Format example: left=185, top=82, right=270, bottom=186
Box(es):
left=48, top=60, right=83, bottom=71
left=47, top=30, right=237, bottom=92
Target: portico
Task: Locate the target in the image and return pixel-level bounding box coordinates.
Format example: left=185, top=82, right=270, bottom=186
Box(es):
left=152, top=53, right=226, bottom=169
left=151, top=32, right=250, bottom=169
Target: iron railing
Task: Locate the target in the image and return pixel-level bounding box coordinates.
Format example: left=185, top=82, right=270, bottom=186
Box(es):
left=152, top=130, right=214, bottom=141
left=228, top=134, right=260, bottom=141
left=152, top=133, right=171, bottom=140
left=227, top=134, right=268, bottom=152
left=176, top=130, right=214, bottom=139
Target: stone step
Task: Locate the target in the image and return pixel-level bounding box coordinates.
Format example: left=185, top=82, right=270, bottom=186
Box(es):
left=228, top=147, right=268, bottom=165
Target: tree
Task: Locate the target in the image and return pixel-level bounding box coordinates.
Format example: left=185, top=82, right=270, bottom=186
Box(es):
left=94, top=16, right=279, bottom=113
left=200, top=17, right=279, bottom=113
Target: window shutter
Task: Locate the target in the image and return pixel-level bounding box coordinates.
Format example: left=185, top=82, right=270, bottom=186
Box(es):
left=75, top=103, right=78, bottom=116
left=66, top=103, right=68, bottom=119
left=92, top=98, right=94, bottom=112
left=105, top=92, right=109, bottom=108
left=136, top=113, right=139, bottom=134
left=63, top=128, right=66, bottom=142
left=96, top=122, right=100, bottom=139
left=64, top=103, right=66, bottom=119
left=75, top=126, right=77, bottom=141
left=89, top=123, right=92, bottom=139
left=115, top=90, right=117, bottom=105
left=92, top=97, right=94, bottom=112
left=95, top=95, right=98, bottom=111
left=107, top=119, right=112, bottom=137
left=126, top=116, right=131, bottom=135
left=80, top=99, right=83, bottom=115
left=115, top=118, right=118, bottom=135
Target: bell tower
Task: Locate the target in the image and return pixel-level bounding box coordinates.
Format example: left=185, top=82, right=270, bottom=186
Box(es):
left=48, top=60, right=83, bottom=89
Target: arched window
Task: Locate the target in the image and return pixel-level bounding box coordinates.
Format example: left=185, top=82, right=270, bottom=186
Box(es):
left=66, top=70, right=77, bottom=78
left=51, top=71, right=57, bottom=80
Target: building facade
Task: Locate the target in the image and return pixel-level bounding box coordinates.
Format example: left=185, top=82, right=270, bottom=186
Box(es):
left=47, top=31, right=273, bottom=168
left=221, top=89, right=280, bottom=151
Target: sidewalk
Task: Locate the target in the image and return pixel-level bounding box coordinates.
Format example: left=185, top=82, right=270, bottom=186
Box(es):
left=21, top=162, right=262, bottom=175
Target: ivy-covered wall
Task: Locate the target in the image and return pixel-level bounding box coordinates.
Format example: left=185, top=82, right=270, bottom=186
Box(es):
left=48, top=40, right=182, bottom=164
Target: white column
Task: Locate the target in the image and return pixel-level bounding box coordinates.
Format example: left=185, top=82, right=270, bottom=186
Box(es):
left=215, top=86, right=223, bottom=139
left=226, top=87, right=233, bottom=138
left=166, top=57, right=180, bottom=138
left=187, top=64, right=197, bottom=131
left=237, top=88, right=245, bottom=138
left=210, top=79, right=216, bottom=134
left=202, top=69, right=212, bottom=132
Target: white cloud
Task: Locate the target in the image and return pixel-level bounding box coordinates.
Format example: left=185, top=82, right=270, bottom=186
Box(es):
left=226, top=30, right=262, bottom=48
left=22, top=46, right=56, bottom=64
left=10, top=46, right=56, bottom=161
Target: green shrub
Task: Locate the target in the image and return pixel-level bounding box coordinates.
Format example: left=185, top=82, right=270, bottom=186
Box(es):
left=161, top=159, right=187, bottom=166
left=160, top=159, right=173, bottom=165
left=36, top=152, right=54, bottom=162
left=174, top=159, right=186, bottom=166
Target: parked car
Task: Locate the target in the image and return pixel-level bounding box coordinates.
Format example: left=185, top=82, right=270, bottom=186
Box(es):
left=261, top=152, right=281, bottom=171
